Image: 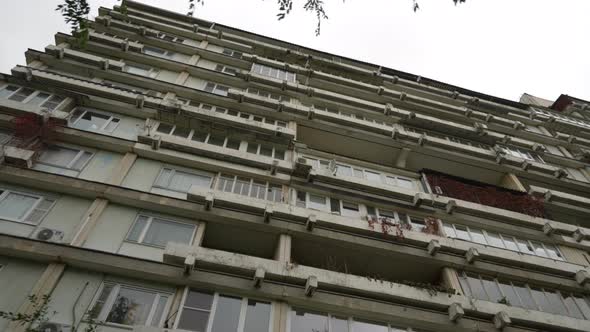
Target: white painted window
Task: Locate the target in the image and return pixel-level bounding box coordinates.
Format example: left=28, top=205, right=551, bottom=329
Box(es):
left=0, top=84, right=66, bottom=111
left=366, top=206, right=424, bottom=231
left=204, top=82, right=229, bottom=96
left=246, top=88, right=287, bottom=102
left=155, top=122, right=241, bottom=150
left=102, top=80, right=149, bottom=94
left=217, top=174, right=283, bottom=202
left=143, top=46, right=176, bottom=59
left=251, top=63, right=296, bottom=82
left=193, top=102, right=287, bottom=128
left=153, top=167, right=213, bottom=193
left=37, top=145, right=93, bottom=172
left=500, top=145, right=544, bottom=163
left=90, top=282, right=172, bottom=327
left=126, top=214, right=196, bottom=248
left=214, top=64, right=238, bottom=76
left=0, top=188, right=55, bottom=225
left=157, top=32, right=185, bottom=43
left=405, top=126, right=491, bottom=150
left=314, top=105, right=391, bottom=127
left=288, top=308, right=413, bottom=332
left=533, top=107, right=590, bottom=129
left=459, top=272, right=590, bottom=319
left=69, top=108, right=121, bottom=133
left=176, top=289, right=272, bottom=332
left=246, top=142, right=286, bottom=160
left=295, top=190, right=359, bottom=217
left=221, top=48, right=242, bottom=59
left=124, top=63, right=160, bottom=78
left=443, top=222, right=564, bottom=260
left=566, top=167, right=589, bottom=183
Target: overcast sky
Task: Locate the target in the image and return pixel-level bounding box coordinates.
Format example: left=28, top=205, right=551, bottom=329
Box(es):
left=1, top=0, right=589, bottom=103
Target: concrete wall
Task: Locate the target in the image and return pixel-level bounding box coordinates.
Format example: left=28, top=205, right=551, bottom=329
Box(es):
left=0, top=256, right=47, bottom=332
left=184, top=76, right=207, bottom=90
left=155, top=69, right=179, bottom=84
left=110, top=115, right=144, bottom=141
left=83, top=204, right=139, bottom=254
left=121, top=158, right=162, bottom=193
left=79, top=150, right=124, bottom=183
left=196, top=58, right=218, bottom=71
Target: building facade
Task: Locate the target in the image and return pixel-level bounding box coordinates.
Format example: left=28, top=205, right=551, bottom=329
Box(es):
left=1, top=1, right=590, bottom=331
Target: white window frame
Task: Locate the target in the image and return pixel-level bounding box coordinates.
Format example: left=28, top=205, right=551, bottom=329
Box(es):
left=246, top=142, right=286, bottom=160
left=37, top=145, right=94, bottom=172
left=143, top=45, right=176, bottom=59
left=124, top=63, right=160, bottom=78
left=124, top=214, right=197, bottom=248
left=218, top=174, right=283, bottom=202
left=246, top=87, right=287, bottom=102
left=459, top=272, right=590, bottom=319
left=443, top=222, right=564, bottom=261
left=153, top=167, right=214, bottom=193
left=221, top=48, right=243, bottom=59
left=0, top=188, right=56, bottom=225
left=157, top=32, right=185, bottom=43
left=251, top=63, right=296, bottom=82
left=214, top=64, right=238, bottom=76
left=204, top=82, right=230, bottom=96
left=501, top=145, right=544, bottom=163
left=193, top=102, right=287, bottom=128
left=286, top=307, right=412, bottom=332
left=0, top=83, right=66, bottom=111
left=314, top=105, right=391, bottom=127
left=174, top=287, right=274, bottom=332
left=69, top=108, right=121, bottom=133
left=90, top=282, right=173, bottom=328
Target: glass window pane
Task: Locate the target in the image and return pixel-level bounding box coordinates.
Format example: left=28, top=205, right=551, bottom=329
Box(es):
left=234, top=177, right=251, bottom=196
left=485, top=232, right=505, bottom=248
left=243, top=300, right=271, bottom=332
left=157, top=123, right=174, bottom=134
left=250, top=181, right=266, bottom=200
left=336, top=165, right=352, bottom=177
left=365, top=171, right=381, bottom=182
left=185, top=290, right=213, bottom=310
left=466, top=275, right=488, bottom=300
left=290, top=310, right=328, bottom=332
left=330, top=316, right=348, bottom=332
left=210, top=295, right=241, bottom=332
left=260, top=145, right=273, bottom=157
left=543, top=291, right=568, bottom=315
left=127, top=216, right=148, bottom=242
left=8, top=87, right=35, bottom=102
left=226, top=138, right=241, bottom=150
left=172, top=126, right=192, bottom=138
left=247, top=143, right=259, bottom=154
left=455, top=225, right=470, bottom=241
left=104, top=118, right=120, bottom=133
left=308, top=194, right=327, bottom=210
left=499, top=282, right=522, bottom=307
left=26, top=92, right=50, bottom=106
left=544, top=244, right=563, bottom=260
left=191, top=130, right=208, bottom=143
left=574, top=297, right=590, bottom=319
left=0, top=193, right=37, bottom=220
left=217, top=175, right=234, bottom=192
left=532, top=242, right=549, bottom=257
left=352, top=319, right=388, bottom=332
left=106, top=287, right=156, bottom=326
left=501, top=235, right=519, bottom=252
left=274, top=149, right=285, bottom=160
left=39, top=146, right=79, bottom=167
left=482, top=277, right=503, bottom=302
left=396, top=178, right=414, bottom=189
left=514, top=284, right=537, bottom=310
left=178, top=308, right=210, bottom=332
left=143, top=219, right=194, bottom=247
left=341, top=202, right=359, bottom=217
left=530, top=288, right=550, bottom=312
left=469, top=228, right=487, bottom=244
left=150, top=295, right=168, bottom=326
left=90, top=284, right=114, bottom=319
left=563, top=295, right=585, bottom=319
left=517, top=239, right=535, bottom=255
left=71, top=152, right=93, bottom=171
left=443, top=223, right=456, bottom=238
left=0, top=85, right=19, bottom=98
left=41, top=95, right=65, bottom=110
left=208, top=134, right=225, bottom=147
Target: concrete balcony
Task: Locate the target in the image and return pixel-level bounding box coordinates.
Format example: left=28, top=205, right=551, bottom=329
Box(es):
left=164, top=243, right=590, bottom=332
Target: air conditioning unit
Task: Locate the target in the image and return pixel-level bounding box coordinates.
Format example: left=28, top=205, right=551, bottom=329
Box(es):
left=35, top=228, right=64, bottom=243
left=38, top=322, right=72, bottom=332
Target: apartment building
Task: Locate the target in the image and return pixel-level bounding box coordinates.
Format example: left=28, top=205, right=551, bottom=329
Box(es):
left=1, top=1, right=590, bottom=331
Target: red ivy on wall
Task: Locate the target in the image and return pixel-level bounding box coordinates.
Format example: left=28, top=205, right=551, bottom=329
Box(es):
left=425, top=171, right=546, bottom=218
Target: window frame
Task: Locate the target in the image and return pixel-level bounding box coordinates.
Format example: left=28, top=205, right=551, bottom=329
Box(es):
left=217, top=174, right=283, bottom=202
left=124, top=213, right=197, bottom=248
left=0, top=83, right=66, bottom=111
left=175, top=287, right=274, bottom=332
left=157, top=32, right=185, bottom=44
left=36, top=144, right=94, bottom=172
left=69, top=108, right=121, bottom=133
left=124, top=63, right=160, bottom=78
left=214, top=64, right=238, bottom=76
left=0, top=188, right=56, bottom=225
left=443, top=222, right=564, bottom=261
left=221, top=48, right=243, bottom=59
left=251, top=63, right=296, bottom=82
left=192, top=102, right=287, bottom=128
left=143, top=45, right=176, bottom=59
left=204, top=82, right=230, bottom=96
left=152, top=166, right=214, bottom=193
left=90, top=281, right=173, bottom=328
left=287, top=307, right=414, bottom=332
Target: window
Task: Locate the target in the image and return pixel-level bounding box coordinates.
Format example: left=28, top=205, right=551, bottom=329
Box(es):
left=217, top=174, right=282, bottom=202
left=246, top=142, right=286, bottom=160
left=204, top=82, right=229, bottom=96
left=69, top=108, right=121, bottom=133
left=157, top=32, right=184, bottom=43
left=459, top=272, right=590, bottom=319
left=124, top=63, right=159, bottom=78
left=501, top=145, right=544, bottom=163
left=214, top=64, right=238, bottom=76
left=367, top=207, right=425, bottom=231
left=405, top=126, right=491, bottom=150
left=192, top=102, right=288, bottom=128
left=154, top=167, right=213, bottom=193
left=297, top=190, right=362, bottom=218
left=314, top=105, right=391, bottom=127
left=0, top=189, right=55, bottom=225
left=102, top=80, right=149, bottom=94
left=566, top=167, right=589, bottom=183
left=177, top=289, right=271, bottom=332
left=443, top=222, right=564, bottom=261
left=221, top=48, right=242, bottom=59
left=126, top=214, right=196, bottom=248
left=246, top=88, right=287, bottom=102
left=251, top=63, right=296, bottom=82
left=156, top=122, right=241, bottom=151
left=0, top=84, right=65, bottom=111
left=37, top=145, right=93, bottom=172
left=144, top=46, right=176, bottom=59
left=289, top=308, right=417, bottom=332
left=533, top=107, right=590, bottom=130
left=90, top=282, right=172, bottom=327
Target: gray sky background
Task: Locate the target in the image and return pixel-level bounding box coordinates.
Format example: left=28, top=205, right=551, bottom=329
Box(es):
left=0, top=0, right=589, bottom=103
